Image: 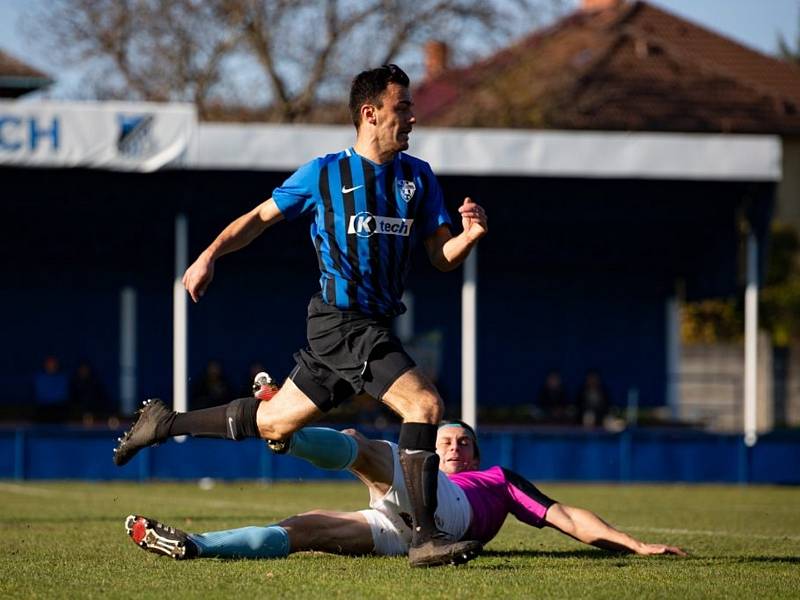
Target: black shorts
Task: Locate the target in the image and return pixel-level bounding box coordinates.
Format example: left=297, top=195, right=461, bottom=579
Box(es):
left=290, top=294, right=416, bottom=412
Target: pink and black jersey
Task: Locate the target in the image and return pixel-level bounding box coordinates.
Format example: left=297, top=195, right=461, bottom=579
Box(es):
left=448, top=466, right=556, bottom=544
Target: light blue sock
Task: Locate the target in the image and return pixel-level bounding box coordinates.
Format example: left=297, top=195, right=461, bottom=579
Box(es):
left=288, top=427, right=358, bottom=470
left=189, top=525, right=290, bottom=559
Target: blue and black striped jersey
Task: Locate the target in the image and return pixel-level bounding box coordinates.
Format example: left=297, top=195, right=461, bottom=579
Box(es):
left=272, top=147, right=451, bottom=317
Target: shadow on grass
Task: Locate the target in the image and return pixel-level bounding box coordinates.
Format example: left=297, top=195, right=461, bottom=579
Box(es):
left=481, top=549, right=800, bottom=565
left=700, top=556, right=800, bottom=564
left=482, top=549, right=630, bottom=560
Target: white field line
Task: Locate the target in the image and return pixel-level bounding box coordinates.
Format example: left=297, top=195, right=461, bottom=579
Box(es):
left=624, top=525, right=800, bottom=542
left=0, top=482, right=290, bottom=511
left=0, top=482, right=57, bottom=496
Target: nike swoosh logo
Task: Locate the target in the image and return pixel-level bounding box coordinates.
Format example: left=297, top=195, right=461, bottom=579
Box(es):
left=341, top=185, right=363, bottom=194
left=227, top=416, right=236, bottom=440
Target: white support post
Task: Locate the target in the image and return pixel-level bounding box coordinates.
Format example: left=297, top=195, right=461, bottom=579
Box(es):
left=744, top=230, right=759, bottom=447
left=396, top=291, right=415, bottom=343
left=461, top=250, right=478, bottom=429
left=173, top=214, right=188, bottom=419
left=119, top=287, right=137, bottom=415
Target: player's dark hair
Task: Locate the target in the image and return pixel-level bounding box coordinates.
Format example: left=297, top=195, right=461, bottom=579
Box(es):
left=349, top=64, right=410, bottom=128
left=438, top=419, right=480, bottom=461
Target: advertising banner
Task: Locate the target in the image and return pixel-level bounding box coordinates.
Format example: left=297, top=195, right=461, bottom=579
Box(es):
left=0, top=101, right=196, bottom=171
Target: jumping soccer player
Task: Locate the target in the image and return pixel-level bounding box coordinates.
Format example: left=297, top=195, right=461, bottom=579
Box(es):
left=113, top=64, right=488, bottom=567
left=125, top=421, right=687, bottom=562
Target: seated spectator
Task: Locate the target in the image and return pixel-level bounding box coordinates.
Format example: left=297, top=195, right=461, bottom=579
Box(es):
left=576, top=370, right=611, bottom=428
left=69, top=360, right=110, bottom=425
left=33, top=355, right=69, bottom=422
left=536, top=369, right=577, bottom=424
left=191, top=359, right=232, bottom=410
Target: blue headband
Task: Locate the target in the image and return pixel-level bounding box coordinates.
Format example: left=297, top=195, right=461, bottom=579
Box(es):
left=438, top=422, right=477, bottom=443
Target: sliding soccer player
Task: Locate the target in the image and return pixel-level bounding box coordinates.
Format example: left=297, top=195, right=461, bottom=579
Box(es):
left=125, top=421, right=686, bottom=562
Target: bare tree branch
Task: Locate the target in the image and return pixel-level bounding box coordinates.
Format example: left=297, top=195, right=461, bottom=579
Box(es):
left=27, top=0, right=567, bottom=121
left=776, top=7, right=800, bottom=67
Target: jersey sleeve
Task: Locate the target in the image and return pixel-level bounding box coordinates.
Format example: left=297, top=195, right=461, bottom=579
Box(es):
left=501, top=468, right=556, bottom=529
left=271, top=159, right=319, bottom=220
left=418, top=164, right=451, bottom=239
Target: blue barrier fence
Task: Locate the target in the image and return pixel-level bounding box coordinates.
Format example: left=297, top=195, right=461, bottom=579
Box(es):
left=1, top=426, right=798, bottom=484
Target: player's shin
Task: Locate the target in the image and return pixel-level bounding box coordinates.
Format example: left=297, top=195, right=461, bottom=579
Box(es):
left=398, top=425, right=483, bottom=566
left=168, top=397, right=261, bottom=440
left=397, top=422, right=441, bottom=545
left=114, top=398, right=261, bottom=467
left=189, top=525, right=290, bottom=559
left=285, top=427, right=358, bottom=470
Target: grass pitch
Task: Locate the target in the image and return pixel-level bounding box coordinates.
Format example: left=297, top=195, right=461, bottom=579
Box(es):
left=1, top=480, right=799, bottom=599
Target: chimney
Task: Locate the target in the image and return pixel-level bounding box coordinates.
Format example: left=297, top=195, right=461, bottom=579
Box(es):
left=424, top=40, right=449, bottom=79
left=581, top=0, right=623, bottom=11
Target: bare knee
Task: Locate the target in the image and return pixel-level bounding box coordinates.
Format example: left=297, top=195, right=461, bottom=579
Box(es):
left=256, top=416, right=295, bottom=440
left=394, top=389, right=443, bottom=423
left=382, top=369, right=445, bottom=424
left=344, top=433, right=394, bottom=489
left=255, top=383, right=323, bottom=440
left=342, top=428, right=385, bottom=466
left=417, top=393, right=444, bottom=423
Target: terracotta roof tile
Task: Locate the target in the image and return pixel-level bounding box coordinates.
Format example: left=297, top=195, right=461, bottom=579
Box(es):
left=0, top=49, right=52, bottom=97
left=413, top=0, right=800, bottom=133
left=627, top=3, right=800, bottom=102
left=0, top=49, right=49, bottom=79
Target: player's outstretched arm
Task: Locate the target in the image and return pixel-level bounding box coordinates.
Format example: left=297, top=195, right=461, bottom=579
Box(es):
left=424, top=198, right=488, bottom=272
left=183, top=198, right=284, bottom=302
left=544, top=503, right=687, bottom=556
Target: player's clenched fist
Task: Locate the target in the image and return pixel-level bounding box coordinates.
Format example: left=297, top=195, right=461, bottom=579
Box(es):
left=458, top=197, right=488, bottom=243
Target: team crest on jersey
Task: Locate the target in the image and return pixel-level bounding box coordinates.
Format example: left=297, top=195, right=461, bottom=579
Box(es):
left=398, top=180, right=416, bottom=203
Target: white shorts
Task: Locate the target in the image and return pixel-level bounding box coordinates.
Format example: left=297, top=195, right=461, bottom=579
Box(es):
left=358, top=442, right=472, bottom=556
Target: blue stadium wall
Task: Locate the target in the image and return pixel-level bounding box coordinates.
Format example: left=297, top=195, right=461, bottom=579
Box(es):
left=2, top=426, right=798, bottom=484
left=2, top=166, right=772, bottom=416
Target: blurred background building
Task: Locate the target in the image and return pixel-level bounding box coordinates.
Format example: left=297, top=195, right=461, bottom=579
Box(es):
left=0, top=49, right=52, bottom=98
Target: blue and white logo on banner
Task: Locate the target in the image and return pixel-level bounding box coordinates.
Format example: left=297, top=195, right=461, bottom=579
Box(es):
left=117, top=114, right=156, bottom=157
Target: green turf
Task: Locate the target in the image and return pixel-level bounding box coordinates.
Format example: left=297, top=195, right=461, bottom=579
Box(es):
left=1, top=480, right=798, bottom=599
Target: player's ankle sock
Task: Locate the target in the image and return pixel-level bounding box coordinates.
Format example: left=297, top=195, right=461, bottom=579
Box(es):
left=398, top=422, right=441, bottom=545
left=168, top=397, right=261, bottom=440
left=398, top=422, right=437, bottom=453
left=188, top=525, right=290, bottom=559
left=287, top=427, right=358, bottom=470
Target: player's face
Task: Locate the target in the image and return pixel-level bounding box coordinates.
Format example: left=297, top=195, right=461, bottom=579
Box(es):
left=436, top=427, right=479, bottom=474
left=374, top=83, right=416, bottom=153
